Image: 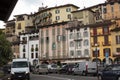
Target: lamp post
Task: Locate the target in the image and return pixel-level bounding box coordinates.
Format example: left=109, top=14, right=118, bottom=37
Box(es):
left=95, top=43, right=98, bottom=67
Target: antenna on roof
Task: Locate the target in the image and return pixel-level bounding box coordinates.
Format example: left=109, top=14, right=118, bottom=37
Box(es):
left=82, top=0, right=85, bottom=9
left=42, top=3, right=44, bottom=7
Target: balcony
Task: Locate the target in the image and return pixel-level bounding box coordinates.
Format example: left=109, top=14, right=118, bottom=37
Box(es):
left=90, top=32, right=110, bottom=37
left=91, top=42, right=100, bottom=47
left=20, top=40, right=27, bottom=44
left=102, top=41, right=111, bottom=46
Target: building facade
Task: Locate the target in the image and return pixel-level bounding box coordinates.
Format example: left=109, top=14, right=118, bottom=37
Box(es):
left=39, top=22, right=68, bottom=63
left=19, top=32, right=39, bottom=65
left=34, top=4, right=79, bottom=26
left=67, top=21, right=91, bottom=62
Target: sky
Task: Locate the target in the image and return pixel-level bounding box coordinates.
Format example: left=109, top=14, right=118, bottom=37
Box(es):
left=0, top=0, right=106, bottom=28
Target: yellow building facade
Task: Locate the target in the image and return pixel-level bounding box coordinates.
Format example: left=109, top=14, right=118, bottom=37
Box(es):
left=90, top=20, right=116, bottom=64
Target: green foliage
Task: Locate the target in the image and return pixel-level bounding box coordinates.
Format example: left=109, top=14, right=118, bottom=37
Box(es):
left=0, top=30, right=12, bottom=66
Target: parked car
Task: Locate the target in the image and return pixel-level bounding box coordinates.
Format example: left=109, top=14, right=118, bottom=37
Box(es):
left=48, top=64, right=59, bottom=73
left=34, top=64, right=48, bottom=74
left=10, top=58, right=30, bottom=80
left=73, top=61, right=97, bottom=76
left=59, top=63, right=75, bottom=74
left=98, top=64, right=120, bottom=80
left=3, top=64, right=11, bottom=74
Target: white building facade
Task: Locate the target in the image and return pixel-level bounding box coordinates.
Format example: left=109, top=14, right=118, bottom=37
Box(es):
left=67, top=25, right=91, bottom=61
left=19, top=32, right=39, bottom=65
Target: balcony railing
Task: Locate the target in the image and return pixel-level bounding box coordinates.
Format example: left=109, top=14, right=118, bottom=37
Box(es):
left=102, top=41, right=111, bottom=46
left=39, top=55, right=90, bottom=61
left=91, top=42, right=100, bottom=47
left=20, top=40, right=27, bottom=44
left=90, top=32, right=110, bottom=37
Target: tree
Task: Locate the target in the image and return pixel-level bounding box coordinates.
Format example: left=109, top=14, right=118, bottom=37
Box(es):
left=0, top=30, right=12, bottom=66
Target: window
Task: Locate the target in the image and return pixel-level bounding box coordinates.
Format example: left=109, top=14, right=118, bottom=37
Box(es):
left=116, top=48, right=120, bottom=52
left=103, top=48, right=111, bottom=57
left=70, top=51, right=74, bottom=56
left=103, top=27, right=109, bottom=34
left=77, top=33, right=81, bottom=38
left=116, top=35, right=120, bottom=44
left=46, top=29, right=49, bottom=36
left=36, top=53, right=38, bottom=58
left=62, top=28, right=65, bottom=34
left=57, top=28, right=60, bottom=35
left=18, top=23, right=21, bottom=29
left=41, top=30, right=43, bottom=37
left=77, top=50, right=82, bottom=56
left=92, top=50, right=99, bottom=57
left=56, top=16, right=60, bottom=20
left=41, top=38, right=44, bottom=43
left=83, top=31, right=88, bottom=37
left=111, top=6, right=114, bottom=12
left=57, top=35, right=62, bottom=41
left=55, top=10, right=60, bottom=14
left=23, top=45, right=26, bottom=52
left=69, top=33, right=73, bottom=39
left=31, top=45, right=34, bottom=52
left=77, top=41, right=81, bottom=48
left=104, top=35, right=109, bottom=45
left=84, top=49, right=89, bottom=57
left=52, top=28, right=55, bottom=35
left=84, top=39, right=89, bottom=46
left=66, top=8, right=71, bottom=12
left=93, top=28, right=97, bottom=35
left=93, top=37, right=97, bottom=44
left=52, top=43, right=56, bottom=50
left=103, top=8, right=107, bottom=13
left=31, top=53, right=34, bottom=58
left=67, top=14, right=71, bottom=19
left=23, top=53, right=25, bottom=58
left=46, top=37, right=49, bottom=43
left=62, top=35, right=66, bottom=41
left=70, top=41, right=74, bottom=47
left=35, top=44, right=38, bottom=51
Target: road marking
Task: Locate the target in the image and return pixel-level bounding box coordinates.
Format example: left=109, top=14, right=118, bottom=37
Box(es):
left=38, top=75, right=75, bottom=80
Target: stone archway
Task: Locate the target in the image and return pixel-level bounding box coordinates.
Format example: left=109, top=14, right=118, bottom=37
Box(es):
left=102, top=58, right=113, bottom=65
left=114, top=57, right=120, bottom=64
left=92, top=58, right=101, bottom=66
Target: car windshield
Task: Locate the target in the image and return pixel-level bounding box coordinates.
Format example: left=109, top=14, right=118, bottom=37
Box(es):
left=51, top=64, right=57, bottom=68
left=40, top=64, right=47, bottom=68
left=12, top=61, right=28, bottom=68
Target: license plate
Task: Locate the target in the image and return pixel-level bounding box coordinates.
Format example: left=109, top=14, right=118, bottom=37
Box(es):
left=18, top=75, right=22, bottom=77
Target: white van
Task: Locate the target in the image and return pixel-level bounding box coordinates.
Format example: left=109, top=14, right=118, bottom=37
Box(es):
left=10, top=58, right=30, bottom=80
left=73, top=61, right=97, bottom=76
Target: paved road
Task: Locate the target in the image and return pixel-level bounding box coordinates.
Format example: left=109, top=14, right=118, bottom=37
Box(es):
left=31, top=73, right=98, bottom=80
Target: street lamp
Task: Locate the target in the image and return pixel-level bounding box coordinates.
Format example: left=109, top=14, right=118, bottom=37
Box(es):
left=95, top=43, right=98, bottom=66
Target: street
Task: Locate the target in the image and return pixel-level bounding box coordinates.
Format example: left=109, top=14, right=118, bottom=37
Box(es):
left=31, top=73, right=98, bottom=80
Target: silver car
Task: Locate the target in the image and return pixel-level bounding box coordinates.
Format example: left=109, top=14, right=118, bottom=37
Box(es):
left=34, top=64, right=48, bottom=74
left=48, top=64, right=60, bottom=73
